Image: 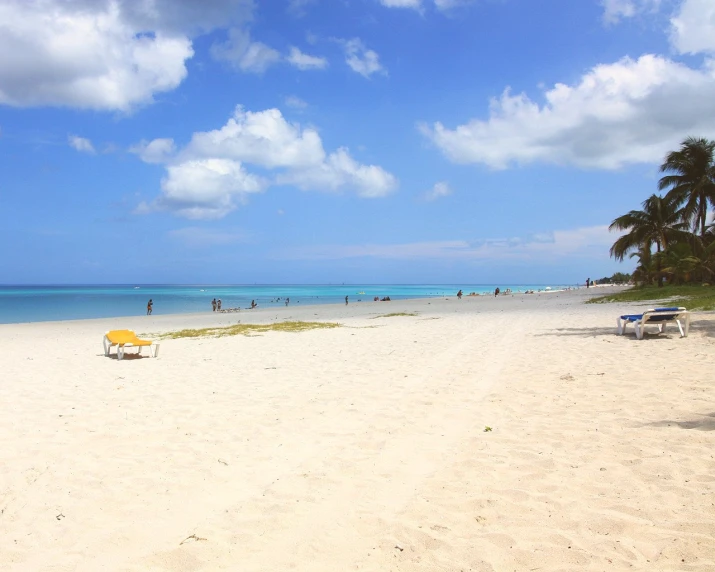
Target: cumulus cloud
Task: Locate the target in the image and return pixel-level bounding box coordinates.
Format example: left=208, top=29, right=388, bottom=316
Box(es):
left=0, top=0, right=253, bottom=111
left=286, top=47, right=328, bottom=70
left=379, top=0, right=422, bottom=7
left=278, top=224, right=618, bottom=262
left=284, top=95, right=308, bottom=109
left=130, top=138, right=176, bottom=164
left=602, top=0, right=660, bottom=24
left=287, top=0, right=317, bottom=17
left=423, top=181, right=452, bottom=201
left=136, top=106, right=398, bottom=218
left=211, top=28, right=282, bottom=73
left=148, top=158, right=266, bottom=219
left=185, top=107, right=326, bottom=168
left=277, top=147, right=398, bottom=198
left=341, top=39, right=386, bottom=78
left=671, top=0, right=715, bottom=55
left=68, top=135, right=95, bottom=154
left=422, top=54, right=715, bottom=170
left=378, top=0, right=470, bottom=9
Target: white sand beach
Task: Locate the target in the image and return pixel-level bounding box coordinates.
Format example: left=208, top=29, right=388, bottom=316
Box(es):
left=2, top=288, right=715, bottom=571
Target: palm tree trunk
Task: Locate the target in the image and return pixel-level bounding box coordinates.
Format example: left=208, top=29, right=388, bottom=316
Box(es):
left=657, top=242, right=663, bottom=287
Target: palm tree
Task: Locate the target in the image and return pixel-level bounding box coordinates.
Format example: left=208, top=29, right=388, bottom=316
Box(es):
left=658, top=136, right=715, bottom=237
left=629, top=246, right=654, bottom=286
left=609, top=194, right=689, bottom=286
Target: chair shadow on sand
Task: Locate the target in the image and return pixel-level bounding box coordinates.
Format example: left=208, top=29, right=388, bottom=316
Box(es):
left=534, top=318, right=715, bottom=340
left=645, top=413, right=715, bottom=432
left=97, top=352, right=150, bottom=361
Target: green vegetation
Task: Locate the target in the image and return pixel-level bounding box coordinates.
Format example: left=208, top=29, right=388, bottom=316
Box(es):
left=369, top=312, right=418, bottom=319
left=587, top=284, right=715, bottom=311
left=609, top=137, right=715, bottom=288
left=484, top=426, right=493, bottom=432
left=594, top=272, right=632, bottom=285
left=163, top=320, right=341, bottom=339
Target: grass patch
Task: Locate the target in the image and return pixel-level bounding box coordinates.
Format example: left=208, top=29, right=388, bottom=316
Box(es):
left=587, top=284, right=715, bottom=311
left=163, top=320, right=341, bottom=340
left=369, top=312, right=418, bottom=319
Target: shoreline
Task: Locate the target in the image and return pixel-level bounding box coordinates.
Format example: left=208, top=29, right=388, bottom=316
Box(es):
left=0, top=285, right=628, bottom=328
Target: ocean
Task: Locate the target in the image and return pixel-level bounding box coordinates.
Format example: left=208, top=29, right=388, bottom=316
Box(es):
left=0, top=284, right=575, bottom=324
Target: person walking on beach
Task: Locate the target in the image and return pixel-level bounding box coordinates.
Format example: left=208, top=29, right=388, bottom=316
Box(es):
left=146, top=299, right=153, bottom=315
left=212, top=298, right=217, bottom=311
left=586, top=277, right=590, bottom=289
left=345, top=295, right=349, bottom=305
left=457, top=289, right=463, bottom=300
left=494, top=287, right=500, bottom=297
left=217, top=299, right=222, bottom=311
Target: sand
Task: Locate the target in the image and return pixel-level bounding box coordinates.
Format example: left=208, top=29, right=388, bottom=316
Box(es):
left=1, top=288, right=714, bottom=571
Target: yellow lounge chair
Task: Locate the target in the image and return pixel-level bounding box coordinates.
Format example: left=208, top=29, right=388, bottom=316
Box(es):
left=103, top=329, right=160, bottom=359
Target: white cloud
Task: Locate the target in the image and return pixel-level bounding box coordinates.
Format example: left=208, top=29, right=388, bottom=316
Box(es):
left=287, top=0, right=317, bottom=17
left=378, top=0, right=470, bottom=10
left=285, top=95, right=308, bottom=109
left=671, top=0, right=715, bottom=55
left=211, top=28, right=282, bottom=73
left=602, top=0, right=660, bottom=24
left=423, top=54, right=715, bottom=170
left=379, top=0, right=422, bottom=7
left=0, top=0, right=252, bottom=111
left=130, top=138, right=176, bottom=164
left=68, top=135, right=95, bottom=154
left=278, top=224, right=617, bottom=262
left=137, top=106, right=398, bottom=218
left=423, top=181, right=452, bottom=201
left=341, top=39, right=386, bottom=78
left=278, top=147, right=398, bottom=198
left=152, top=158, right=266, bottom=219
left=286, top=47, right=328, bottom=70
left=185, top=107, right=326, bottom=168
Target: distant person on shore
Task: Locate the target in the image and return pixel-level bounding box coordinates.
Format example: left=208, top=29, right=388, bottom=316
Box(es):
left=146, top=299, right=153, bottom=315
left=345, top=295, right=349, bottom=305
left=586, top=277, right=590, bottom=289
left=251, top=300, right=257, bottom=309
left=494, top=287, right=500, bottom=297
left=212, top=298, right=217, bottom=311
left=457, top=289, right=463, bottom=300
left=217, top=299, right=222, bottom=311
left=285, top=297, right=290, bottom=307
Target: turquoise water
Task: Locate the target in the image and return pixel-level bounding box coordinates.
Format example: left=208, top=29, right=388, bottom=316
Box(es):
left=0, top=284, right=573, bottom=324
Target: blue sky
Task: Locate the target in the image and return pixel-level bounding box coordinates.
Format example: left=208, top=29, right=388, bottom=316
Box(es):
left=1, top=0, right=714, bottom=285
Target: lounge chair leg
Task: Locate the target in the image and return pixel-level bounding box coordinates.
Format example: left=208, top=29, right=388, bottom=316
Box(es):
left=617, top=318, right=624, bottom=335
left=118, top=346, right=124, bottom=360
left=684, top=315, right=690, bottom=337
left=635, top=323, right=644, bottom=340
left=677, top=319, right=685, bottom=337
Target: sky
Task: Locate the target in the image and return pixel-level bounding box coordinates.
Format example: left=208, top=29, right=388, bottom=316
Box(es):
left=1, top=0, right=714, bottom=285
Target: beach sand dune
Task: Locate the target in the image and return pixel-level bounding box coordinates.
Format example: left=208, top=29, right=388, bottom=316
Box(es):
left=1, top=290, right=714, bottom=571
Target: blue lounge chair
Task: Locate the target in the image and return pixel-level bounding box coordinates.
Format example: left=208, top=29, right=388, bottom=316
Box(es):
left=617, top=307, right=690, bottom=339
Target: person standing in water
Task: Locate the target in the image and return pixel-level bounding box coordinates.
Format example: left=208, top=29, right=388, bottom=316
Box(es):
left=211, top=298, right=217, bottom=311
left=345, top=295, right=349, bottom=305
left=146, top=299, right=153, bottom=315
